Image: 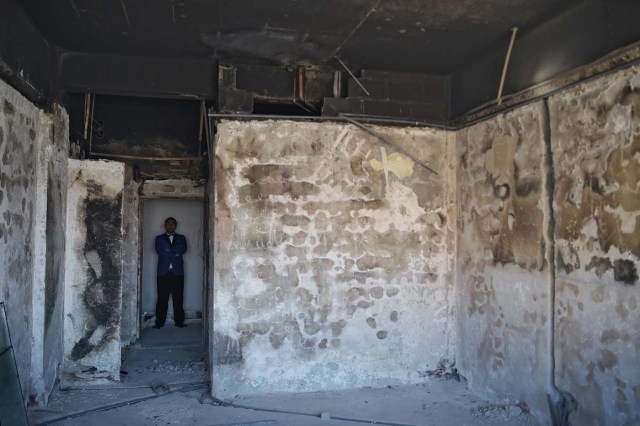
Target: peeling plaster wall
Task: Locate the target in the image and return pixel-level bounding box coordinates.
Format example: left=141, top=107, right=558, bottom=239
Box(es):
left=456, top=102, right=552, bottom=422
left=549, top=65, right=640, bottom=426
left=213, top=120, right=456, bottom=397
left=1, top=78, right=70, bottom=404
left=456, top=66, right=640, bottom=425
left=0, top=78, right=40, bottom=402
left=63, top=159, right=124, bottom=384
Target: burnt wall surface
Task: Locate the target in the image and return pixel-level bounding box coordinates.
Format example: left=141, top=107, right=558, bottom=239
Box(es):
left=213, top=120, right=456, bottom=397
left=0, top=78, right=40, bottom=402
left=549, top=65, right=640, bottom=426
left=456, top=102, right=551, bottom=422
left=457, top=65, right=640, bottom=425
left=31, top=104, right=69, bottom=404
left=1, top=77, right=70, bottom=404
left=63, top=159, right=124, bottom=384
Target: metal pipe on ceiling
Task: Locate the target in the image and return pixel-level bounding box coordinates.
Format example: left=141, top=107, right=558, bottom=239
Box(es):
left=340, top=115, right=439, bottom=176
left=334, top=56, right=370, bottom=96
left=207, top=112, right=455, bottom=130
left=89, top=152, right=202, bottom=161
left=497, top=27, right=518, bottom=105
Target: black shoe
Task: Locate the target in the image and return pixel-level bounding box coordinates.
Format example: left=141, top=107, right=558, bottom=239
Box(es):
left=175, top=324, right=187, bottom=328
left=153, top=324, right=163, bottom=329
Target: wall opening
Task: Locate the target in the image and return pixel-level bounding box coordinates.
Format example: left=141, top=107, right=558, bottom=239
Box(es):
left=140, top=198, right=205, bottom=346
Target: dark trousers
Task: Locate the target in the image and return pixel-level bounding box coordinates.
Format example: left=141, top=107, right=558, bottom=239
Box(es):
left=156, top=271, right=185, bottom=326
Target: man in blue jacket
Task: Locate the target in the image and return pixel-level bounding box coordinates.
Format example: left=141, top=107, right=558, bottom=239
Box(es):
left=154, top=217, right=188, bottom=328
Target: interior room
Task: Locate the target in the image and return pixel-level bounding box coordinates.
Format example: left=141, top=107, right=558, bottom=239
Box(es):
left=1, top=0, right=639, bottom=425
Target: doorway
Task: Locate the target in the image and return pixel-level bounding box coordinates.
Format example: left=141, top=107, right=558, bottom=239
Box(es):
left=140, top=198, right=205, bottom=346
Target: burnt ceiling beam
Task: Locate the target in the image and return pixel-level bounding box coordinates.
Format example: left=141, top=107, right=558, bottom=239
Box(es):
left=59, top=53, right=217, bottom=100
left=452, top=0, right=640, bottom=119
left=0, top=0, right=57, bottom=107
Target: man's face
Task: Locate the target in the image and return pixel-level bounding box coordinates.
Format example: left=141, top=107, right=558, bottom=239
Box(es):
left=165, top=219, right=177, bottom=234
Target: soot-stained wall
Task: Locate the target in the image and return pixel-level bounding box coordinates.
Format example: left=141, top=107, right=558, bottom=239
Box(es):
left=0, top=78, right=40, bottom=402
left=456, top=102, right=552, bottom=422
left=213, top=120, right=456, bottom=397
left=30, top=104, right=69, bottom=404
left=42, top=106, right=69, bottom=401
left=1, top=78, right=70, bottom=404
left=63, top=159, right=124, bottom=384
left=456, top=65, right=640, bottom=425
left=549, top=65, right=640, bottom=426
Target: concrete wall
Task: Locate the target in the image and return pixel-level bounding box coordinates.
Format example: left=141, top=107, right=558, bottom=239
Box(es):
left=456, top=65, right=640, bottom=425
left=62, top=159, right=124, bottom=385
left=456, top=102, right=552, bottom=422
left=549, top=65, right=640, bottom=425
left=2, top=57, right=637, bottom=423
left=120, top=176, right=140, bottom=346
left=0, top=78, right=69, bottom=404
left=31, top=105, right=69, bottom=404
left=213, top=120, right=456, bottom=397
left=0, top=78, right=40, bottom=402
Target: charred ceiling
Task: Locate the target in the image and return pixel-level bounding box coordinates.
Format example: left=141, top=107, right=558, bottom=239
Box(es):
left=0, top=0, right=56, bottom=107
left=19, top=0, right=581, bottom=72
left=64, top=93, right=208, bottom=179
left=5, top=0, right=639, bottom=117
left=2, top=0, right=640, bottom=174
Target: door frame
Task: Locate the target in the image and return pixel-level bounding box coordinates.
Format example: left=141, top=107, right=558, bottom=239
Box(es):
left=137, top=192, right=208, bottom=344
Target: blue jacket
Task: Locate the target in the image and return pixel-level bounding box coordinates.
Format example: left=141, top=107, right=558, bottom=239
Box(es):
left=155, top=233, right=187, bottom=276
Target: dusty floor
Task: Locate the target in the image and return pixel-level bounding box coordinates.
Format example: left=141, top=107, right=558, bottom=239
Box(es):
left=28, top=321, right=540, bottom=426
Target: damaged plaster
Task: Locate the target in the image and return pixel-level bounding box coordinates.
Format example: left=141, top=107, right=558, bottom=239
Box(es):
left=456, top=65, right=640, bottom=426
left=456, top=102, right=551, bottom=422
left=213, top=120, right=456, bottom=397
left=1, top=78, right=71, bottom=405
left=30, top=104, right=70, bottom=404
left=142, top=178, right=206, bottom=199
left=1, top=48, right=638, bottom=426
left=0, top=78, right=40, bottom=403
left=63, top=159, right=124, bottom=384
left=549, top=64, right=640, bottom=426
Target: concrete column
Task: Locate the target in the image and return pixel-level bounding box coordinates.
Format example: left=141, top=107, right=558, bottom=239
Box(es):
left=62, top=159, right=125, bottom=386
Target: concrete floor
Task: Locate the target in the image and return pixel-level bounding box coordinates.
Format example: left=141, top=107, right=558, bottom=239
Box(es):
left=29, top=320, right=539, bottom=426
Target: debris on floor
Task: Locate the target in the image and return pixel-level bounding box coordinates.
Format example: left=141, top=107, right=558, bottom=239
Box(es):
left=418, top=358, right=462, bottom=382
left=29, top=321, right=541, bottom=426
left=472, top=402, right=536, bottom=425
